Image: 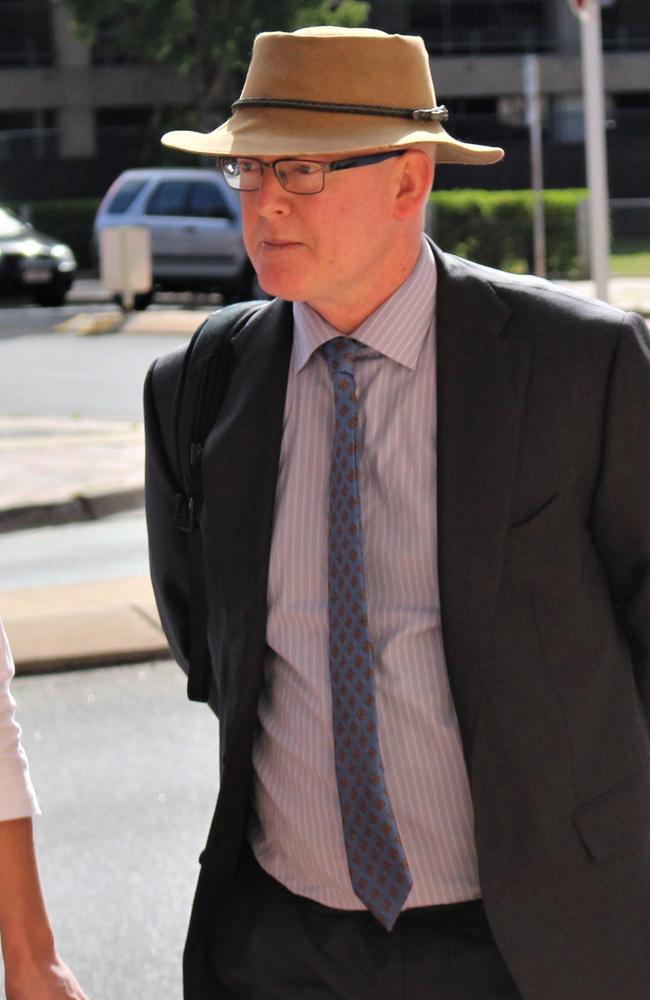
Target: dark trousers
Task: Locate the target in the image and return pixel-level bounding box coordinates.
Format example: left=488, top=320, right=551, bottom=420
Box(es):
left=192, top=843, right=522, bottom=1000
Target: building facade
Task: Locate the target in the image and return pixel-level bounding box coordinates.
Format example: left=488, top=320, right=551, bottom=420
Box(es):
left=1, top=0, right=649, bottom=200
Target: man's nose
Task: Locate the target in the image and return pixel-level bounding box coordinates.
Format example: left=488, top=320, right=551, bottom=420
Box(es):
left=252, top=164, right=290, bottom=216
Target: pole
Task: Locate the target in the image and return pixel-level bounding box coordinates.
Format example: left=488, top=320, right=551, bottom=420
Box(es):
left=523, top=54, right=546, bottom=277
left=579, top=0, right=610, bottom=301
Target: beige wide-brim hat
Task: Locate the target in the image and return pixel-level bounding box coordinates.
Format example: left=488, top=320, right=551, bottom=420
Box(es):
left=162, top=26, right=504, bottom=166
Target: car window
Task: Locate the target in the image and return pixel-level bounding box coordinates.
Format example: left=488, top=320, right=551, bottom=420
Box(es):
left=145, top=181, right=190, bottom=216
left=0, top=205, right=27, bottom=238
left=105, top=179, right=147, bottom=214
left=186, top=181, right=231, bottom=219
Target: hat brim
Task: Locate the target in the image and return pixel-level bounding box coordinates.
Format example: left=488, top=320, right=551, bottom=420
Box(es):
left=161, top=107, right=504, bottom=166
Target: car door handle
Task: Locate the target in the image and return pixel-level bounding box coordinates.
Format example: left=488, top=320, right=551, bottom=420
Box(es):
left=182, top=225, right=197, bottom=233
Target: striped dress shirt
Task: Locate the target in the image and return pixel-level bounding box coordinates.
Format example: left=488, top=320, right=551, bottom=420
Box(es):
left=249, top=238, right=480, bottom=909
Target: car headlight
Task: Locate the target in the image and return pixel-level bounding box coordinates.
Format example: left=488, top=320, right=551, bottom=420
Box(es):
left=51, top=243, right=76, bottom=263
left=21, top=238, right=44, bottom=258
left=50, top=243, right=77, bottom=272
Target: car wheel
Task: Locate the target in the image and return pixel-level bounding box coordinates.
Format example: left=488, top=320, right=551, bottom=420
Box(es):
left=133, top=291, right=153, bottom=310
left=114, top=290, right=153, bottom=311
left=33, top=289, right=66, bottom=307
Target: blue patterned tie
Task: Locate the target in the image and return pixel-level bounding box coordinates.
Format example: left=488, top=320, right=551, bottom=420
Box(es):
left=321, top=336, right=412, bottom=931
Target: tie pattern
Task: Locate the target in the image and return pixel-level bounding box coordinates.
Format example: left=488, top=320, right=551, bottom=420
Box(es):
left=321, top=336, right=412, bottom=931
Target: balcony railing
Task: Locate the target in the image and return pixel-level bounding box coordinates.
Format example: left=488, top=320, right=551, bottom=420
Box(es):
left=411, top=0, right=650, bottom=55
left=412, top=0, right=552, bottom=55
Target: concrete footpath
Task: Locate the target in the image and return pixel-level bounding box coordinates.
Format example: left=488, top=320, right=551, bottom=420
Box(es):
left=0, top=413, right=165, bottom=675
left=0, top=304, right=211, bottom=675
left=2, top=277, right=649, bottom=675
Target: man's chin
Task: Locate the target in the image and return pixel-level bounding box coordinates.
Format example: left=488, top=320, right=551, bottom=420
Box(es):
left=253, top=270, right=309, bottom=303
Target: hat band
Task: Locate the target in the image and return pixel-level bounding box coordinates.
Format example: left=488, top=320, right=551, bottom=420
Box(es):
left=231, top=97, right=449, bottom=123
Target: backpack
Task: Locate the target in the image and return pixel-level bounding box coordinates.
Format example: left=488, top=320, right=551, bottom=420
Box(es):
left=160, top=300, right=266, bottom=702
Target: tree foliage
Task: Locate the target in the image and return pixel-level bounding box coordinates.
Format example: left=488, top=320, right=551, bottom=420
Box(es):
left=292, top=1, right=372, bottom=30
left=65, top=0, right=371, bottom=125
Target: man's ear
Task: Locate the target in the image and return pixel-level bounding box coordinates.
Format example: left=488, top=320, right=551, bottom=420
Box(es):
left=393, top=151, right=435, bottom=221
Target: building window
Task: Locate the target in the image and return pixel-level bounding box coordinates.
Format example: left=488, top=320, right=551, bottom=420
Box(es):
left=610, top=91, right=650, bottom=137
left=95, top=107, right=158, bottom=161
left=602, top=1, right=650, bottom=51
left=0, top=111, right=57, bottom=161
left=411, top=0, right=551, bottom=55
left=447, top=97, right=503, bottom=145
left=91, top=20, right=140, bottom=65
left=0, top=0, right=53, bottom=66
left=549, top=97, right=585, bottom=144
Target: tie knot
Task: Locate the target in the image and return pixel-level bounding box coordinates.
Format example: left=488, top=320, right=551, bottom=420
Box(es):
left=321, top=337, right=361, bottom=380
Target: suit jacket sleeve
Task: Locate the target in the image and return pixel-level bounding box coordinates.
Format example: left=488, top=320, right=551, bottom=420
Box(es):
left=590, top=311, right=650, bottom=723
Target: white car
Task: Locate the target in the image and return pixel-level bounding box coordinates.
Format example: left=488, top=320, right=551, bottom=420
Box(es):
left=93, top=167, right=261, bottom=308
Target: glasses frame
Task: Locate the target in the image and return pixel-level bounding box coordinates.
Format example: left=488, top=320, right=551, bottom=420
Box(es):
left=218, top=150, right=407, bottom=195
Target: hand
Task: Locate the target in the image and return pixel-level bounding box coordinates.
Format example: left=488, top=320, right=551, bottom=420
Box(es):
left=0, top=818, right=90, bottom=998
left=5, top=953, right=90, bottom=1000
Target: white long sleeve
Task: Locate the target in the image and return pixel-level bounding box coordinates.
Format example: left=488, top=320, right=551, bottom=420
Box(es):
left=0, top=617, right=40, bottom=821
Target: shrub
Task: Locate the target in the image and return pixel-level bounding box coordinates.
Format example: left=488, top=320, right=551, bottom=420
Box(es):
left=429, top=188, right=587, bottom=277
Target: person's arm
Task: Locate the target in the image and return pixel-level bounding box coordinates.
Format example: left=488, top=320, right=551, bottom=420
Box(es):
left=0, top=817, right=89, bottom=999
left=143, top=357, right=193, bottom=679
left=590, top=312, right=650, bottom=724
left=0, top=620, right=90, bottom=998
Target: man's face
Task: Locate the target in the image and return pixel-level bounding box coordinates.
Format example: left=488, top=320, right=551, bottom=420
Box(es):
left=240, top=152, right=416, bottom=327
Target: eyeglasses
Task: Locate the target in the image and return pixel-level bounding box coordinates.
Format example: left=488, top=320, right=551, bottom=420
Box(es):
left=218, top=150, right=407, bottom=195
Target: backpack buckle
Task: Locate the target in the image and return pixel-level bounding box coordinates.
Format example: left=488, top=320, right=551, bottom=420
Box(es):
left=174, top=493, right=197, bottom=533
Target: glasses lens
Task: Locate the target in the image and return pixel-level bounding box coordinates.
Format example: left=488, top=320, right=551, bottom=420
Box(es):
left=276, top=160, right=324, bottom=194
left=219, top=158, right=261, bottom=190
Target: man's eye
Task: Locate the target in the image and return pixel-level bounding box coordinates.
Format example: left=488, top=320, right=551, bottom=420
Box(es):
left=290, top=162, right=319, bottom=176
left=240, top=161, right=258, bottom=174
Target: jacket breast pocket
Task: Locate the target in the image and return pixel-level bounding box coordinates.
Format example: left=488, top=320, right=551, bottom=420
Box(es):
left=504, top=493, right=569, bottom=566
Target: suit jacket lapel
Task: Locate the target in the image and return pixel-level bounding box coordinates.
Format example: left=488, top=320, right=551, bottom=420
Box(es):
left=434, top=247, right=532, bottom=761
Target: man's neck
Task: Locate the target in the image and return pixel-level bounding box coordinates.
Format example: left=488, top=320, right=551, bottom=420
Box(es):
left=305, top=235, right=424, bottom=334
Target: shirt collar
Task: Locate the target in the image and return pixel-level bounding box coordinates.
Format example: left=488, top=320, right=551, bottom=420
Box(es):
left=292, top=236, right=436, bottom=373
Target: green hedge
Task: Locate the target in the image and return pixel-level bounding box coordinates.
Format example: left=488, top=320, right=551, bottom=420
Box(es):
left=9, top=199, right=100, bottom=270
left=429, top=188, right=587, bottom=277
left=11, top=189, right=588, bottom=276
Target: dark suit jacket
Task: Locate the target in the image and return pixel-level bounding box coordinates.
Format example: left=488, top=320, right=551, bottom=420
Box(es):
left=145, top=244, right=650, bottom=1000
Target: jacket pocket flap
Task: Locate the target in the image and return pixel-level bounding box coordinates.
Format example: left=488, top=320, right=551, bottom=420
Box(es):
left=572, top=764, right=650, bottom=862
left=504, top=494, right=566, bottom=564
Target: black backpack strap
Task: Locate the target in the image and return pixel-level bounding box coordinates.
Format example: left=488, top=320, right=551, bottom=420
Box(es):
left=173, top=301, right=265, bottom=702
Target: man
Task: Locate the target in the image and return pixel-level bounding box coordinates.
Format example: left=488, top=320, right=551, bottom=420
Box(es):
left=145, top=26, right=650, bottom=1000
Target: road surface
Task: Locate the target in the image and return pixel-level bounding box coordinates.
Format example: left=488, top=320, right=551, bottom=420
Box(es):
left=2, top=659, right=220, bottom=1000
